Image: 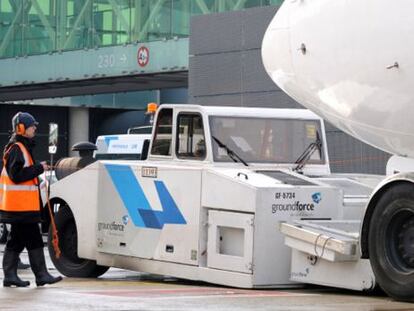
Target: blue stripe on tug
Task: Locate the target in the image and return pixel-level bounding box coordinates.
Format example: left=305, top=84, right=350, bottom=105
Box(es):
left=105, top=164, right=186, bottom=229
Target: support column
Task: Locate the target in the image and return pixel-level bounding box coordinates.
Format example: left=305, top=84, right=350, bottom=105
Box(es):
left=69, top=107, right=89, bottom=156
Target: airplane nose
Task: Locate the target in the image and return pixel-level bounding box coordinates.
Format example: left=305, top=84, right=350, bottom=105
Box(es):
left=261, top=3, right=294, bottom=91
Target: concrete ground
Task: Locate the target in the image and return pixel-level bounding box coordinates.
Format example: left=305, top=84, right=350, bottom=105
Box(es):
left=1, top=246, right=413, bottom=311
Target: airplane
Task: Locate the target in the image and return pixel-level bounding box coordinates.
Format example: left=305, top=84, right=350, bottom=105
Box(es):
left=262, top=0, right=414, bottom=158
left=262, top=0, right=414, bottom=302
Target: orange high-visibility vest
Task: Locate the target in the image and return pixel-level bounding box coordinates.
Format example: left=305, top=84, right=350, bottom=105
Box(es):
left=0, top=142, right=40, bottom=212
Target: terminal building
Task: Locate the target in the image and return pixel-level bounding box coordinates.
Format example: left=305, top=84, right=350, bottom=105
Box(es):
left=0, top=0, right=389, bottom=173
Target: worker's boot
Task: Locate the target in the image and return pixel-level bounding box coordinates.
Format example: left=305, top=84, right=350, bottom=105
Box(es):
left=2, top=249, right=30, bottom=287
left=28, top=248, right=62, bottom=286
left=17, top=257, right=30, bottom=270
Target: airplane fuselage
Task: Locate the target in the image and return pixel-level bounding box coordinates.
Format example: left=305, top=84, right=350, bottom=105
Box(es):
left=262, top=0, right=414, bottom=157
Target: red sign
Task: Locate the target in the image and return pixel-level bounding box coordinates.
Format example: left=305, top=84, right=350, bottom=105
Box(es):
left=137, top=46, right=149, bottom=67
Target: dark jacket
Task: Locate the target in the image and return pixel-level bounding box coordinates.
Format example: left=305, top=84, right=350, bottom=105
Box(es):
left=0, top=134, right=44, bottom=223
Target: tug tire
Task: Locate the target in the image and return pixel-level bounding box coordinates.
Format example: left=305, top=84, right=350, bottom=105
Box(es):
left=48, top=207, right=109, bottom=278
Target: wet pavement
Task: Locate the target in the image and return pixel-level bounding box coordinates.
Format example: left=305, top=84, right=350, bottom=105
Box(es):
left=1, top=246, right=413, bottom=311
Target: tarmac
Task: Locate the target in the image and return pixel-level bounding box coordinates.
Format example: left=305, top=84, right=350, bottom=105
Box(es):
left=1, top=245, right=413, bottom=311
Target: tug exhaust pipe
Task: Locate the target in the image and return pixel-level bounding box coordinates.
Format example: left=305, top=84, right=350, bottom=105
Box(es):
left=55, top=142, right=97, bottom=180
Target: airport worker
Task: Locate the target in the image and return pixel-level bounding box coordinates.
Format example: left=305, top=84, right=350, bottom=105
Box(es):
left=0, top=112, right=62, bottom=287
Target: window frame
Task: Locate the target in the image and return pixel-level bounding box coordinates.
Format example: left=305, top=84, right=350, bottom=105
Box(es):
left=175, top=112, right=206, bottom=161
left=150, top=108, right=174, bottom=158
left=209, top=116, right=326, bottom=164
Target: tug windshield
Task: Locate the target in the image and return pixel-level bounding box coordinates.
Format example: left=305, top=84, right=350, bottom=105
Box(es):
left=210, top=116, right=324, bottom=164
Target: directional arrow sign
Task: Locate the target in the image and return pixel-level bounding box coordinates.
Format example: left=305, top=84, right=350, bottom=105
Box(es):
left=119, top=54, right=127, bottom=63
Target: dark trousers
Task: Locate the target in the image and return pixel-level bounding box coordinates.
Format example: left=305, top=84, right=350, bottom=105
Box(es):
left=5, top=223, right=44, bottom=253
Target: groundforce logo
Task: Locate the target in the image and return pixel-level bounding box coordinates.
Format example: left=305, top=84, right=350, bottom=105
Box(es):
left=98, top=222, right=125, bottom=232
left=271, top=192, right=321, bottom=214
left=272, top=201, right=315, bottom=213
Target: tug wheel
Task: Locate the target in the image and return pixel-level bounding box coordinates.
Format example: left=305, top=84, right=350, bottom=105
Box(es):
left=48, top=206, right=109, bottom=278
left=368, top=183, right=414, bottom=302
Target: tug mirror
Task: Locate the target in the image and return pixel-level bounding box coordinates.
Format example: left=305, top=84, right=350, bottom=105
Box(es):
left=48, top=123, right=58, bottom=154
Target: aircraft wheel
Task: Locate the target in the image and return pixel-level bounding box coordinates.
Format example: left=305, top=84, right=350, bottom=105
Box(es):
left=48, top=206, right=109, bottom=278
left=369, top=183, right=414, bottom=302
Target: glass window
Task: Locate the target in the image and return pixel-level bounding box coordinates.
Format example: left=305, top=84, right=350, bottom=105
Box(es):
left=176, top=113, right=206, bottom=160
left=210, top=116, right=324, bottom=164
left=24, top=0, right=56, bottom=56
left=60, top=0, right=93, bottom=50
left=151, top=108, right=173, bottom=156
left=0, top=1, right=22, bottom=58
left=171, top=0, right=189, bottom=38
left=0, top=0, right=285, bottom=59
left=93, top=0, right=131, bottom=47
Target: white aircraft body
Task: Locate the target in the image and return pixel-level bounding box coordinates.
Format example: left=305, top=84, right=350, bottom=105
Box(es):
left=262, top=1, right=414, bottom=302
left=262, top=0, right=414, bottom=158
